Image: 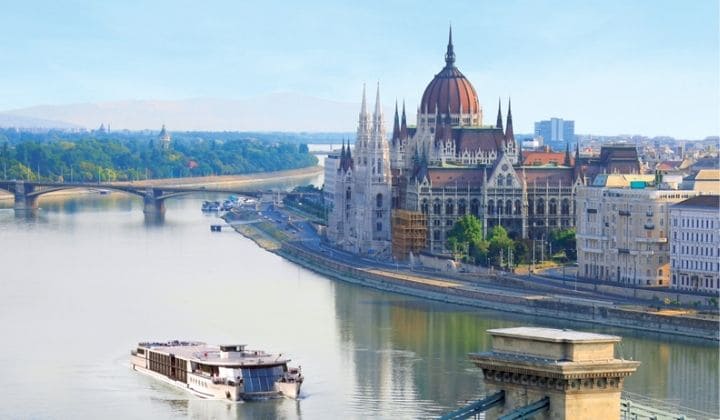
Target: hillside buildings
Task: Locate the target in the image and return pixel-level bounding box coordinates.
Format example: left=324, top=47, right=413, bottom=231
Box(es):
left=158, top=124, right=171, bottom=150
left=669, top=195, right=720, bottom=293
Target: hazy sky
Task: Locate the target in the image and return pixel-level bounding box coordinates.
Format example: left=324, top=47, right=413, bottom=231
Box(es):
left=1, top=0, right=718, bottom=138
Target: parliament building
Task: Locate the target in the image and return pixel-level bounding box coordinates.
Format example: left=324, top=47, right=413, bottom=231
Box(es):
left=327, top=29, right=641, bottom=259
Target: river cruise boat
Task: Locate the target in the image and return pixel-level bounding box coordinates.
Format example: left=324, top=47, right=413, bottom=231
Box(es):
left=130, top=341, right=303, bottom=401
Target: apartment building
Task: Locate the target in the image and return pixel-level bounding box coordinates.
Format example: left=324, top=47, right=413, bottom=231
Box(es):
left=576, top=175, right=697, bottom=286
left=669, top=195, right=720, bottom=293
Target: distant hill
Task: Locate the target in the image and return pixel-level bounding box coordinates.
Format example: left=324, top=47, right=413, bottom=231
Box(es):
left=0, top=113, right=80, bottom=130
left=1, top=93, right=395, bottom=132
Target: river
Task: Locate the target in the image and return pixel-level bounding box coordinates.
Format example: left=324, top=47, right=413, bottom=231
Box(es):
left=0, top=170, right=718, bottom=419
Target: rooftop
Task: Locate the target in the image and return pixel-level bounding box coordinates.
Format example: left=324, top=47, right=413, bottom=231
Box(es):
left=672, top=195, right=720, bottom=209
left=487, top=327, right=621, bottom=344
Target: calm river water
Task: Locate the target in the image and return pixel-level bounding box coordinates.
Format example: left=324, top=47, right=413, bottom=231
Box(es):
left=0, top=174, right=718, bottom=419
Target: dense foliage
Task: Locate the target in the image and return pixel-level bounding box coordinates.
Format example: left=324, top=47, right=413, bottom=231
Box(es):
left=447, top=215, right=575, bottom=268
left=0, top=129, right=317, bottom=182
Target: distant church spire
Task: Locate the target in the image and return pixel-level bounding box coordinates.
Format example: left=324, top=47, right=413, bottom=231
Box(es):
left=445, top=25, right=455, bottom=67
left=496, top=98, right=503, bottom=131
left=360, top=83, right=368, bottom=117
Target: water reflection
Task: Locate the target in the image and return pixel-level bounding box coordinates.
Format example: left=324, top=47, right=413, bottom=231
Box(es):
left=0, top=183, right=717, bottom=418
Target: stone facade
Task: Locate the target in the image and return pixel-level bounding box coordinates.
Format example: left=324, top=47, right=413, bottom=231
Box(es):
left=470, top=327, right=639, bottom=420
left=327, top=84, right=392, bottom=258
left=670, top=195, right=720, bottom=293
left=576, top=176, right=698, bottom=286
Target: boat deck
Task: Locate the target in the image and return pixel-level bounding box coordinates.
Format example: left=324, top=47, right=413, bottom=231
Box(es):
left=138, top=341, right=291, bottom=366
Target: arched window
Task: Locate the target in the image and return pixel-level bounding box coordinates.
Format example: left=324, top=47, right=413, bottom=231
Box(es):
left=537, top=198, right=545, bottom=215
left=376, top=193, right=383, bottom=208
left=470, top=199, right=480, bottom=216
left=433, top=199, right=441, bottom=215
left=421, top=199, right=429, bottom=214
left=458, top=199, right=467, bottom=216
left=445, top=199, right=454, bottom=215
left=488, top=200, right=495, bottom=215
left=497, top=175, right=504, bottom=187
left=549, top=198, right=557, bottom=215
left=376, top=222, right=382, bottom=232
left=514, top=200, right=522, bottom=215
left=561, top=199, right=570, bottom=215
left=528, top=199, right=534, bottom=216
left=433, top=230, right=441, bottom=241
left=498, top=201, right=504, bottom=215
left=506, top=200, right=513, bottom=215
left=346, top=187, right=351, bottom=200
left=506, top=176, right=513, bottom=186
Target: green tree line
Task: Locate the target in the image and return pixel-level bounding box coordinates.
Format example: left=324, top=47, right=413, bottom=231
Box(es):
left=446, top=214, right=576, bottom=268
left=0, top=132, right=317, bottom=182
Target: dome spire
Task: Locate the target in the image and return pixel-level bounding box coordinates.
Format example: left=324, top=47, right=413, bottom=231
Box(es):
left=445, top=25, right=455, bottom=67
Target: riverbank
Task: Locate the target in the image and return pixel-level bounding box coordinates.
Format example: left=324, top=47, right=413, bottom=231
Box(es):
left=225, top=211, right=719, bottom=342
left=0, top=166, right=323, bottom=201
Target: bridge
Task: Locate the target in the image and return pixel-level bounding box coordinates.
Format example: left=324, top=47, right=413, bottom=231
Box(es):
left=0, top=180, right=317, bottom=216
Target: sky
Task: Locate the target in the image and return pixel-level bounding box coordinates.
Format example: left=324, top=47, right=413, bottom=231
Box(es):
left=0, top=0, right=718, bottom=138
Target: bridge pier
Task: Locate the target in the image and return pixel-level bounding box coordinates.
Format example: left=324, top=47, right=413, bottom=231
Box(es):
left=469, top=327, right=639, bottom=420
left=143, top=193, right=166, bottom=215
left=13, top=181, right=39, bottom=211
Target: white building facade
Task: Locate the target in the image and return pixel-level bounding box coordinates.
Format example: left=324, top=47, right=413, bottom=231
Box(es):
left=326, top=84, right=392, bottom=257
left=669, top=195, right=720, bottom=293
left=576, top=177, right=698, bottom=287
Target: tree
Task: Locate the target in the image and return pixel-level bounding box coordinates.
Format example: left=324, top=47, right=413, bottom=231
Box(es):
left=446, top=215, right=483, bottom=263
left=550, top=228, right=577, bottom=260
left=488, top=225, right=514, bottom=268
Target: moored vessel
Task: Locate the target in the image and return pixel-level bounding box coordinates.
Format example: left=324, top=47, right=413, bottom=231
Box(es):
left=130, top=341, right=303, bottom=401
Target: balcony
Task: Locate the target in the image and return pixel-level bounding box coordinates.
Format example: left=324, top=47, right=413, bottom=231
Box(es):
left=644, top=223, right=655, bottom=230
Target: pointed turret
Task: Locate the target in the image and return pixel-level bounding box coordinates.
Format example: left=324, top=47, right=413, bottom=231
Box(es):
left=496, top=98, right=503, bottom=130
left=360, top=83, right=368, bottom=117
left=564, top=143, right=572, bottom=166
left=400, top=101, right=408, bottom=140
left=392, top=101, right=400, bottom=144
left=445, top=25, right=455, bottom=67
left=518, top=140, right=524, bottom=165
left=374, top=82, right=382, bottom=118
left=505, top=98, right=514, bottom=141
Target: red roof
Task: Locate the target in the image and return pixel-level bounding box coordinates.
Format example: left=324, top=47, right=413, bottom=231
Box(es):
left=522, top=151, right=572, bottom=166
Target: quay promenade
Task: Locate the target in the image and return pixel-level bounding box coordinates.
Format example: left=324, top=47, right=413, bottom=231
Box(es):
left=224, top=206, right=719, bottom=342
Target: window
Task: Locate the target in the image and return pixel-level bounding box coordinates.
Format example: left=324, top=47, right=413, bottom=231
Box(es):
left=445, top=199, right=454, bottom=215
left=488, top=200, right=495, bottom=215
left=376, top=222, right=382, bottom=232
left=376, top=193, right=383, bottom=208
left=433, top=230, right=441, bottom=241
left=433, top=199, right=441, bottom=215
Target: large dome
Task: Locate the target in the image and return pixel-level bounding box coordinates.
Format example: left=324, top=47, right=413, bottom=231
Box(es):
left=420, top=29, right=480, bottom=116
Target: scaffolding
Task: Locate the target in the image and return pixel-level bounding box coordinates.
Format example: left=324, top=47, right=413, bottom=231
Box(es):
left=392, top=210, right=428, bottom=260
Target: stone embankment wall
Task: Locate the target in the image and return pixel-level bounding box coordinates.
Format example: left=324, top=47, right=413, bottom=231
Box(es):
left=278, top=242, right=719, bottom=342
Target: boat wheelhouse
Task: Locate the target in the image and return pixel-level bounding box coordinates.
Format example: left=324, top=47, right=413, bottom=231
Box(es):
left=130, top=341, right=303, bottom=401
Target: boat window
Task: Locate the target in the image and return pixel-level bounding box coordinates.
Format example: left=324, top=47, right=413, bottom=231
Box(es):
left=242, top=366, right=284, bottom=393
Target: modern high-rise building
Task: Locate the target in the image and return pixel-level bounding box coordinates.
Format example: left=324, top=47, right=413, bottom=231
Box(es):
left=534, top=118, right=575, bottom=151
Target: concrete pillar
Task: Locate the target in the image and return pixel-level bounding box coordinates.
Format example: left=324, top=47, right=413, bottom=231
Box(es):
left=143, top=188, right=166, bottom=215
left=470, top=327, right=639, bottom=420
left=13, top=181, right=38, bottom=211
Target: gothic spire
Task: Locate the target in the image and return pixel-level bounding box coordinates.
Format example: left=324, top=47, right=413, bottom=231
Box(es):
left=392, top=101, right=400, bottom=143
left=518, top=139, right=524, bottom=165
left=496, top=98, right=503, bottom=130
left=445, top=25, right=455, bottom=67
left=400, top=100, right=408, bottom=139
left=505, top=97, right=514, bottom=141
left=564, top=142, right=572, bottom=166
left=360, top=83, right=368, bottom=117
left=374, top=82, right=382, bottom=118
